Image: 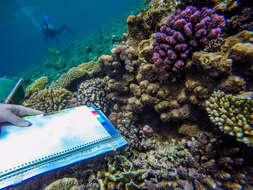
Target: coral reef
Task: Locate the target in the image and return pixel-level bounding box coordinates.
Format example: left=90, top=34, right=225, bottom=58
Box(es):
left=24, top=76, right=48, bottom=98
left=81, top=132, right=253, bottom=190
left=9, top=1, right=253, bottom=190
left=70, top=77, right=110, bottom=114
left=206, top=90, right=253, bottom=147
left=23, top=88, right=72, bottom=113
left=152, top=6, right=225, bottom=81
left=51, top=61, right=101, bottom=91
left=179, top=133, right=253, bottom=189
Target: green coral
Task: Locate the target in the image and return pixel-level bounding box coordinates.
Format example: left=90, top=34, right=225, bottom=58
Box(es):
left=51, top=61, right=100, bottom=89
left=206, top=90, right=253, bottom=147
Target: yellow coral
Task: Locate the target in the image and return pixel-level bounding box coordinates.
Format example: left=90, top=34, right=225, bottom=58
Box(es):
left=24, top=88, right=72, bottom=113
left=25, top=76, right=48, bottom=98
left=206, top=90, right=253, bottom=147
left=51, top=61, right=100, bottom=89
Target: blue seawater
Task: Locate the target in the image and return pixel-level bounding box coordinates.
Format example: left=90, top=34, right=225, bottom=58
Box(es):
left=0, top=0, right=143, bottom=77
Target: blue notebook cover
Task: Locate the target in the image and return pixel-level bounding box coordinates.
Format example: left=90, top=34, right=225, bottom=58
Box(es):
left=0, top=105, right=127, bottom=189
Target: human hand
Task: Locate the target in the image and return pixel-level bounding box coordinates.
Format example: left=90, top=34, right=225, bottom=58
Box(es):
left=0, top=103, right=43, bottom=127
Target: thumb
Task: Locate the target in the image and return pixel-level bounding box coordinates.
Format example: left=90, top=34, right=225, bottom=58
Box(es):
left=6, top=112, right=31, bottom=127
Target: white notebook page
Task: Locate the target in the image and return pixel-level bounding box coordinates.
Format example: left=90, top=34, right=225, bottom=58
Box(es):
left=0, top=106, right=111, bottom=172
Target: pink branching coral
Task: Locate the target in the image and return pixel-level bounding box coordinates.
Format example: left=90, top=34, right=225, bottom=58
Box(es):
left=152, top=6, right=225, bottom=81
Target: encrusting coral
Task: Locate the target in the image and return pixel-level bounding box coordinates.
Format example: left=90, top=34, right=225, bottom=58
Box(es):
left=206, top=90, right=253, bottom=147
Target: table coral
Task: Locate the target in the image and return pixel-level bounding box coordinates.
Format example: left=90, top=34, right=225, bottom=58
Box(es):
left=152, top=6, right=225, bottom=81
left=206, top=90, right=253, bottom=147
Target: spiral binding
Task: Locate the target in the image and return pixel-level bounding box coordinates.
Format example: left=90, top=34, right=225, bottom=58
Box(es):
left=0, top=135, right=113, bottom=181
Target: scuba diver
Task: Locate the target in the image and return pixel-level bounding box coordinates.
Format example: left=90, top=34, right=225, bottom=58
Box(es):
left=42, top=15, right=74, bottom=41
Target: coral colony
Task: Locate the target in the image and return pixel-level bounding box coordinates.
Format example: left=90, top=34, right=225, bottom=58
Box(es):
left=152, top=6, right=225, bottom=81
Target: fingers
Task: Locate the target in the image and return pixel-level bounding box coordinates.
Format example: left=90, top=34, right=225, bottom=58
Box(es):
left=8, top=105, right=43, bottom=116
left=5, top=111, right=31, bottom=127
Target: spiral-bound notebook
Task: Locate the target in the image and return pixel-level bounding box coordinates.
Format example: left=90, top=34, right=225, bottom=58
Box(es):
left=0, top=105, right=127, bottom=189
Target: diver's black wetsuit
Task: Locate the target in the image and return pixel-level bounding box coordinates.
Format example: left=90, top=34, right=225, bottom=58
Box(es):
left=42, top=16, right=74, bottom=41
left=42, top=25, right=73, bottom=41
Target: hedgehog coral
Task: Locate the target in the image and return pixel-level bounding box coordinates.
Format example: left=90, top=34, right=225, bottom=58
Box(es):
left=152, top=6, right=225, bottom=81
left=206, top=90, right=253, bottom=147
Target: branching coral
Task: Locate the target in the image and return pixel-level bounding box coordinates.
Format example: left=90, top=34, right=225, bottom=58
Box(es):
left=152, top=6, right=225, bottom=81
left=206, top=90, right=253, bottom=147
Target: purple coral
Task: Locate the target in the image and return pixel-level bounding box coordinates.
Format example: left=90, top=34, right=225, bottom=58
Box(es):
left=152, top=6, right=225, bottom=80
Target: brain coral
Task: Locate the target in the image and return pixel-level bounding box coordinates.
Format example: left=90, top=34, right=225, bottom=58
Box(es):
left=25, top=76, right=48, bottom=98
left=51, top=61, right=100, bottom=90
left=152, top=6, right=225, bottom=81
left=24, top=88, right=72, bottom=113
left=44, top=177, right=80, bottom=190
left=206, top=90, right=253, bottom=147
